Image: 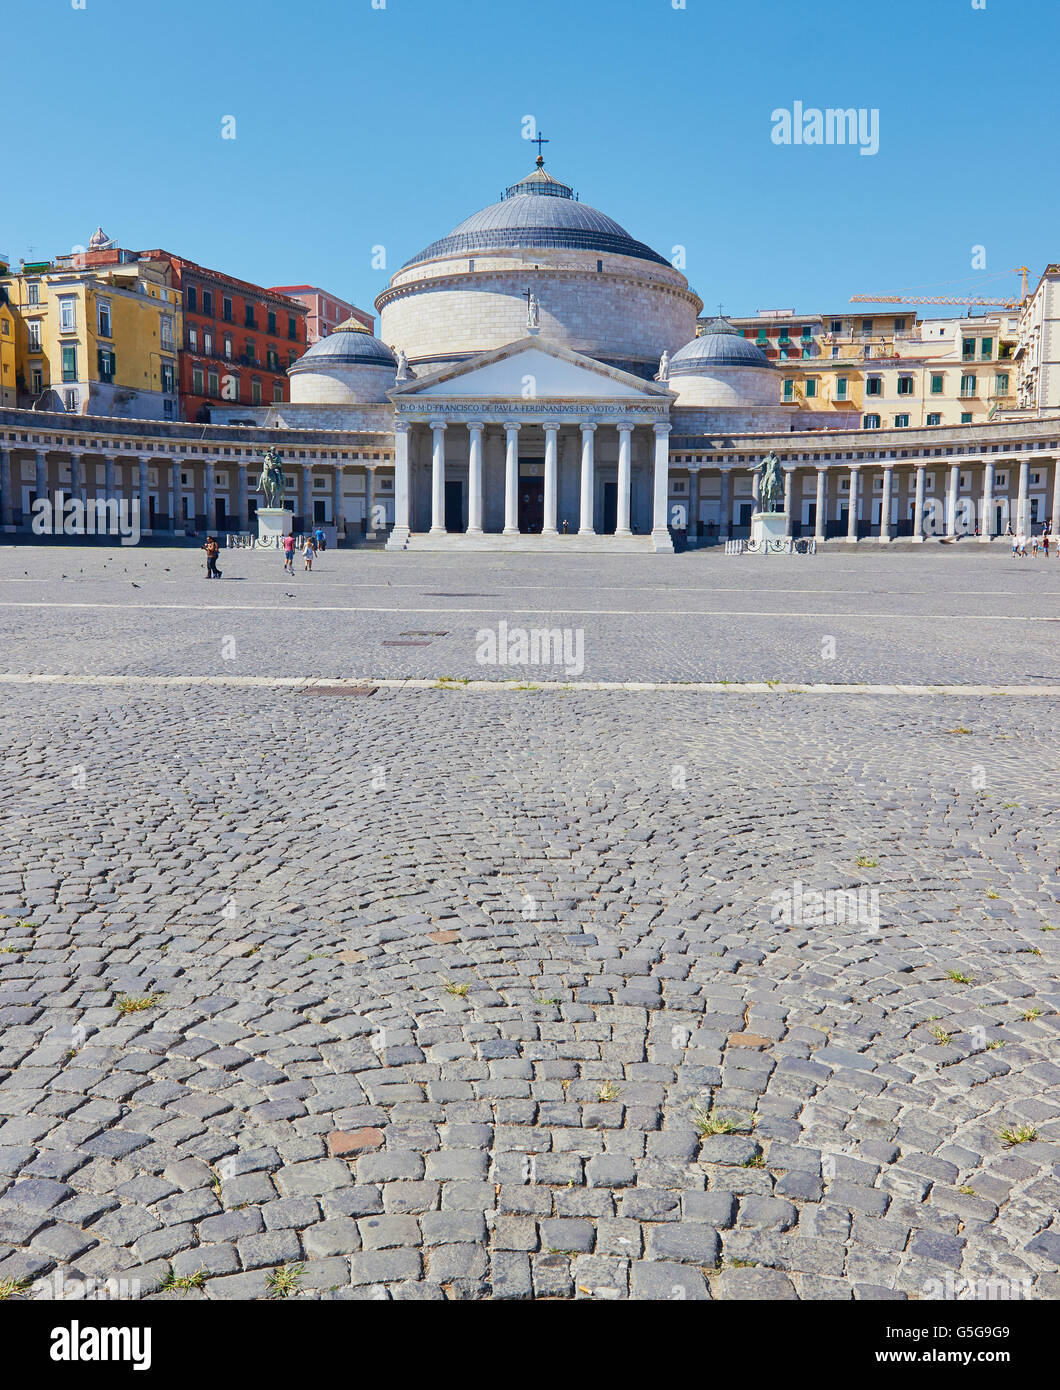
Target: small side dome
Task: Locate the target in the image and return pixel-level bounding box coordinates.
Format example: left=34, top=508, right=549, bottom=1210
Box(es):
left=289, top=316, right=397, bottom=373
left=669, top=316, right=772, bottom=374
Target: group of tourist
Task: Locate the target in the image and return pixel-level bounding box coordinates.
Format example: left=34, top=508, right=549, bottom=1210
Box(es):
left=201, top=525, right=328, bottom=577
left=1009, top=524, right=1054, bottom=558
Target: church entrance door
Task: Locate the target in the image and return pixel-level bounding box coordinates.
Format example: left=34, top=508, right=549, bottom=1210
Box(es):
left=601, top=481, right=617, bottom=534
left=518, top=467, right=544, bottom=533
left=444, top=480, right=464, bottom=532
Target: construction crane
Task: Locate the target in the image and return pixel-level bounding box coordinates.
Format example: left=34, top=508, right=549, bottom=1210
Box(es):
left=850, top=266, right=1030, bottom=310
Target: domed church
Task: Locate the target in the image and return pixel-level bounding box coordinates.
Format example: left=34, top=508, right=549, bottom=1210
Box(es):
left=218, top=153, right=797, bottom=550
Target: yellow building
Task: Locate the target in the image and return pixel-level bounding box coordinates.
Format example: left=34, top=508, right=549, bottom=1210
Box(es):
left=725, top=309, right=1018, bottom=431
left=0, top=237, right=182, bottom=419
left=0, top=251, right=16, bottom=407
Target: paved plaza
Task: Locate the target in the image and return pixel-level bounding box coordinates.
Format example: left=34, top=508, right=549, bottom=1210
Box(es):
left=0, top=545, right=1058, bottom=1301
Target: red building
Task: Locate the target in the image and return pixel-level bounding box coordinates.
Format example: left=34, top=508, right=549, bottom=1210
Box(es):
left=141, top=252, right=308, bottom=421
left=269, top=283, right=373, bottom=345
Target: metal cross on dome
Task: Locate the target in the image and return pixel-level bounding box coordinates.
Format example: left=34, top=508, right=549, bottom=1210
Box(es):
left=531, top=132, right=549, bottom=159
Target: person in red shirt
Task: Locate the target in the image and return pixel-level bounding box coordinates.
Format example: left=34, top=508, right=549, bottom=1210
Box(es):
left=282, top=533, right=295, bottom=573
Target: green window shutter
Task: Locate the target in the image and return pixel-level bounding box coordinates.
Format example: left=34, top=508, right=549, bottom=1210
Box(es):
left=836, top=378, right=847, bottom=398
left=783, top=379, right=793, bottom=401
left=980, top=337, right=992, bottom=359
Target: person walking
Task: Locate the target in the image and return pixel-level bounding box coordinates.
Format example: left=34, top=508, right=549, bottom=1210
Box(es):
left=303, top=536, right=315, bottom=572
left=1042, top=529, right=1050, bottom=558
left=1016, top=531, right=1028, bottom=558
left=1011, top=530, right=1019, bottom=558
left=282, top=533, right=295, bottom=574
left=202, top=535, right=222, bottom=579
left=314, top=524, right=326, bottom=554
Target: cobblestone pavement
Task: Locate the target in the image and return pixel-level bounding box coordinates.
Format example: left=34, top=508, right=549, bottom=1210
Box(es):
left=0, top=548, right=1057, bottom=1301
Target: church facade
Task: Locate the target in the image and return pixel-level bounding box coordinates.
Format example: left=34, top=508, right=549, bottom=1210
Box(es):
left=2, top=156, right=1060, bottom=545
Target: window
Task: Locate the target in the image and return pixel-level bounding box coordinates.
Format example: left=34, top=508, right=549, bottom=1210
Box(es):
left=273, top=382, right=284, bottom=402
left=160, top=315, right=173, bottom=350
left=836, top=377, right=847, bottom=399
left=64, top=388, right=78, bottom=411
left=207, top=369, right=220, bottom=397
left=245, top=339, right=256, bottom=364
left=961, top=411, right=972, bottom=424
left=224, top=334, right=233, bottom=359
left=980, top=337, right=992, bottom=360
left=778, top=328, right=791, bottom=343
left=97, top=347, right=115, bottom=382
left=866, top=376, right=882, bottom=395
left=203, top=331, right=213, bottom=356
left=801, top=324, right=812, bottom=340
left=894, top=413, right=910, bottom=428
left=267, top=310, right=277, bottom=335
left=862, top=414, right=881, bottom=429
left=97, top=300, right=112, bottom=337
left=251, top=378, right=262, bottom=405
left=927, top=412, right=941, bottom=426
left=802, top=346, right=812, bottom=359
left=245, top=304, right=256, bottom=328
left=188, top=325, right=198, bottom=351
left=994, top=372, right=1009, bottom=395
left=962, top=337, right=975, bottom=361
left=782, top=379, right=794, bottom=402
left=0, top=318, right=7, bottom=335
left=222, top=296, right=233, bottom=322
left=266, top=348, right=278, bottom=372
left=163, top=399, right=174, bottom=419
left=202, top=289, right=213, bottom=317
left=27, top=321, right=42, bottom=352
left=288, top=315, right=297, bottom=340
left=161, top=363, right=175, bottom=393
left=894, top=317, right=907, bottom=332
left=861, top=318, right=873, bottom=336
left=830, top=319, right=842, bottom=334
left=805, top=378, right=818, bottom=398
left=930, top=373, right=944, bottom=394
left=61, top=345, right=77, bottom=381
left=186, top=286, right=197, bottom=312
left=30, top=368, right=43, bottom=394
left=960, top=374, right=977, bottom=397
left=756, top=328, right=768, bottom=343
left=288, top=350, right=298, bottom=368
left=192, top=366, right=204, bottom=394
left=897, top=376, right=913, bottom=395
left=27, top=281, right=39, bottom=306
left=995, top=472, right=1007, bottom=487
left=59, top=297, right=76, bottom=331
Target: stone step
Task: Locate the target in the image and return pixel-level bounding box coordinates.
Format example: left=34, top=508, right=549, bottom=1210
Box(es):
left=398, top=533, right=664, bottom=553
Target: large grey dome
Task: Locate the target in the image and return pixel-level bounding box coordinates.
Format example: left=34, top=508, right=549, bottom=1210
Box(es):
left=289, top=317, right=396, bottom=373
left=670, top=317, right=773, bottom=374
left=401, top=158, right=671, bottom=269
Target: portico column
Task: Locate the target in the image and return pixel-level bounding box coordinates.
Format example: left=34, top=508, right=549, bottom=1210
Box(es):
left=69, top=452, right=83, bottom=515
left=170, top=460, right=181, bottom=532
left=543, top=425, right=559, bottom=535
left=103, top=454, right=114, bottom=507
left=616, top=424, right=633, bottom=536
left=913, top=464, right=926, bottom=542
left=652, top=423, right=671, bottom=544
left=503, top=422, right=519, bottom=535
left=751, top=468, right=760, bottom=512
left=0, top=448, right=13, bottom=529
left=138, top=456, right=150, bottom=535
left=980, top=461, right=994, bottom=542
left=429, top=418, right=447, bottom=533
left=389, top=422, right=410, bottom=546
left=950, top=461, right=966, bottom=536
left=688, top=465, right=701, bottom=546
left=846, top=466, right=859, bottom=542
left=578, top=422, right=596, bottom=535
left=34, top=450, right=48, bottom=508
left=364, top=465, right=376, bottom=537
left=205, top=460, right=216, bottom=532
left=330, top=463, right=342, bottom=539
left=720, top=466, right=732, bottom=541
left=1016, top=459, right=1029, bottom=534
left=1050, top=457, right=1060, bottom=540
left=880, top=464, right=893, bottom=543
left=814, top=467, right=827, bottom=543
left=467, top=422, right=484, bottom=535
left=300, top=463, right=312, bottom=531
left=783, top=466, right=795, bottom=539
left=238, top=464, right=249, bottom=532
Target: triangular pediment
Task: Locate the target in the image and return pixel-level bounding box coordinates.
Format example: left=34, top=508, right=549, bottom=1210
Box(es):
left=390, top=337, right=673, bottom=402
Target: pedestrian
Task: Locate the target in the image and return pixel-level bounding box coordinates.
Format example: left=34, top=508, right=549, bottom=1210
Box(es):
left=282, top=532, right=295, bottom=573
left=1011, top=530, right=1019, bottom=558
left=1042, top=530, right=1050, bottom=558
left=303, top=536, right=315, bottom=571
left=202, top=535, right=222, bottom=579
left=1016, top=531, right=1027, bottom=558
left=314, top=524, right=326, bottom=553
left=1032, top=534, right=1040, bottom=558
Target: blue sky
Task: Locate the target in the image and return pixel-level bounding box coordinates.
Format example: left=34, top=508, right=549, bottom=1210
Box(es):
left=3, top=0, right=1055, bottom=322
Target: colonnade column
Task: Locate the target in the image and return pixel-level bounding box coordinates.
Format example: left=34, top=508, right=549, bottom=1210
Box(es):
left=429, top=419, right=447, bottom=533
left=980, top=461, right=994, bottom=542
left=300, top=463, right=312, bottom=532
left=364, top=465, right=376, bottom=537
left=880, top=464, right=893, bottom=543
left=36, top=451, right=49, bottom=506
left=503, top=422, right=519, bottom=535
left=913, top=464, right=926, bottom=542
left=846, top=466, right=859, bottom=543
left=391, top=422, right=410, bottom=546
left=205, top=460, right=216, bottom=533
left=170, top=460, right=181, bottom=532
left=688, top=465, right=700, bottom=546
left=946, top=462, right=960, bottom=536
left=1051, top=457, right=1060, bottom=538
left=103, top=454, right=115, bottom=508
left=542, top=425, right=559, bottom=535
left=720, top=466, right=732, bottom=542
left=467, top=422, right=484, bottom=535
left=783, top=466, right=795, bottom=539
left=138, top=457, right=150, bottom=534
left=69, top=452, right=84, bottom=513
left=0, top=448, right=12, bottom=530
left=616, top=424, right=633, bottom=536
left=578, top=423, right=596, bottom=535
left=1016, top=459, right=1029, bottom=534
left=652, top=423, right=671, bottom=545
left=814, top=467, right=827, bottom=544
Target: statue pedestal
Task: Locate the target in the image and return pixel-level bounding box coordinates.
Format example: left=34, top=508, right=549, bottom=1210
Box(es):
left=256, top=507, right=292, bottom=549
left=750, top=510, right=789, bottom=547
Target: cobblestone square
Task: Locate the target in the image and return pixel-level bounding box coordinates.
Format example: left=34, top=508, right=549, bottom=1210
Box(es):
left=0, top=546, right=1057, bottom=1301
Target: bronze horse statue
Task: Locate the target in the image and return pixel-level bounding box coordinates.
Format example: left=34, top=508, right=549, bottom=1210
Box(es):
left=256, top=449, right=287, bottom=509
left=758, top=450, right=784, bottom=512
